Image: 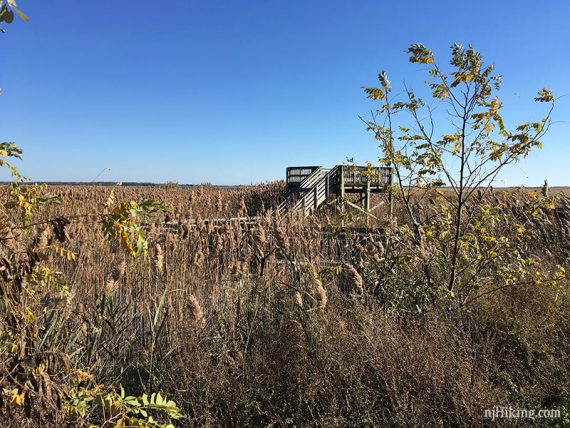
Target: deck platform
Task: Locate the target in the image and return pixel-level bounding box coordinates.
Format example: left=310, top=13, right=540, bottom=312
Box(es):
left=280, top=165, right=393, bottom=217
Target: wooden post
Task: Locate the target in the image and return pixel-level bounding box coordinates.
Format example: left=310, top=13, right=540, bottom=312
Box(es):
left=314, top=186, right=318, bottom=210
left=340, top=165, right=345, bottom=199
left=340, top=166, right=345, bottom=227
left=365, top=180, right=371, bottom=226
left=365, top=180, right=371, bottom=212
left=352, top=168, right=356, bottom=189
left=388, top=167, right=394, bottom=221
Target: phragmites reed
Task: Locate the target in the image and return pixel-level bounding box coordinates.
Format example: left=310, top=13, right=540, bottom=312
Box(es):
left=214, top=234, right=224, bottom=253
left=193, top=249, right=204, bottom=268
left=104, top=277, right=118, bottom=294
left=309, top=265, right=327, bottom=309
left=167, top=233, right=176, bottom=251
left=314, top=283, right=327, bottom=309
left=3, top=229, right=16, bottom=250
left=148, top=222, right=157, bottom=238
left=345, top=264, right=364, bottom=295
left=238, top=197, right=247, bottom=217
left=105, top=260, right=126, bottom=294
left=216, top=194, right=223, bottom=212
left=231, top=260, right=242, bottom=277
left=35, top=226, right=50, bottom=249
left=114, top=260, right=127, bottom=280
left=2, top=181, right=565, bottom=426
left=291, top=290, right=303, bottom=307
left=154, top=244, right=164, bottom=274
left=254, top=225, right=267, bottom=245
left=188, top=293, right=205, bottom=328
left=275, top=226, right=290, bottom=253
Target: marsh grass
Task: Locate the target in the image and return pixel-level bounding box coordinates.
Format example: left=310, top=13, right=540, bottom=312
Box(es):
left=2, top=183, right=569, bottom=426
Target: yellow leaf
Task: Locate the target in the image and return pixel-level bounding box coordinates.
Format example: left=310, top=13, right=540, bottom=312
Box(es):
left=452, top=138, right=461, bottom=155
left=11, top=388, right=25, bottom=406
left=13, top=6, right=30, bottom=22
left=490, top=98, right=499, bottom=114
left=73, top=369, right=95, bottom=383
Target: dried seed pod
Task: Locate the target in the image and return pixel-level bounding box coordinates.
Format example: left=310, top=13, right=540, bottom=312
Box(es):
left=239, top=197, right=247, bottom=217
left=309, top=265, right=327, bottom=309
left=314, top=284, right=327, bottom=309
left=36, top=226, right=50, bottom=249
left=254, top=226, right=267, bottom=245
left=291, top=290, right=303, bottom=307
left=275, top=226, right=290, bottom=252
left=104, top=277, right=118, bottom=294
left=193, top=249, right=204, bottom=268
left=344, top=264, right=364, bottom=294
left=154, top=244, right=164, bottom=274
left=167, top=234, right=176, bottom=251
left=188, top=293, right=205, bottom=328
left=309, top=264, right=322, bottom=288
left=214, top=234, right=224, bottom=253
left=149, top=222, right=157, bottom=237
left=216, top=194, right=223, bottom=212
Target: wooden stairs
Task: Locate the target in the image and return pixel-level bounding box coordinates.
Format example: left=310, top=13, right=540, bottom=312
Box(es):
left=278, top=165, right=392, bottom=217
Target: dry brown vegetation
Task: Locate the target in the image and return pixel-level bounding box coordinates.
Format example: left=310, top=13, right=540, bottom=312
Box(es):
left=2, top=183, right=569, bottom=426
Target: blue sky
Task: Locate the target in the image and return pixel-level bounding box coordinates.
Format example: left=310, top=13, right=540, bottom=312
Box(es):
left=1, top=0, right=569, bottom=185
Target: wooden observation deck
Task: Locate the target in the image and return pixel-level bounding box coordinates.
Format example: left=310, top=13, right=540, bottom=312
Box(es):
left=279, top=165, right=393, bottom=217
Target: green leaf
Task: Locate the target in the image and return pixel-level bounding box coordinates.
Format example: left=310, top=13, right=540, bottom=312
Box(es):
left=406, top=43, right=434, bottom=64
left=1, top=8, right=14, bottom=23
left=534, top=88, right=554, bottom=103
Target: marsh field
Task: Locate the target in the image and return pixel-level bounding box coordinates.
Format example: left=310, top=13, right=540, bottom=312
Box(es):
left=1, top=182, right=569, bottom=427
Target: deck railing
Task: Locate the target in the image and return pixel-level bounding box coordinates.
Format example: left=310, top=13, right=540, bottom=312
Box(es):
left=280, top=165, right=393, bottom=217
left=286, top=166, right=320, bottom=191
left=340, top=165, right=392, bottom=189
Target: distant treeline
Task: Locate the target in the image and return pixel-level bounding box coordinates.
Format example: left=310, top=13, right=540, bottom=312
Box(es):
left=0, top=181, right=251, bottom=189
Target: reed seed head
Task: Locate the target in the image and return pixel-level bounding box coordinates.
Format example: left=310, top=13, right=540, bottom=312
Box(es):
left=345, top=264, right=364, bottom=294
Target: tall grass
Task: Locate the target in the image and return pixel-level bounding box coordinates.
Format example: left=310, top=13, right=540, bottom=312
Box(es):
left=2, top=183, right=569, bottom=426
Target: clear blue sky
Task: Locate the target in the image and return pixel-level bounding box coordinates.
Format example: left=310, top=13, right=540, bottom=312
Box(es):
left=1, top=0, right=569, bottom=185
